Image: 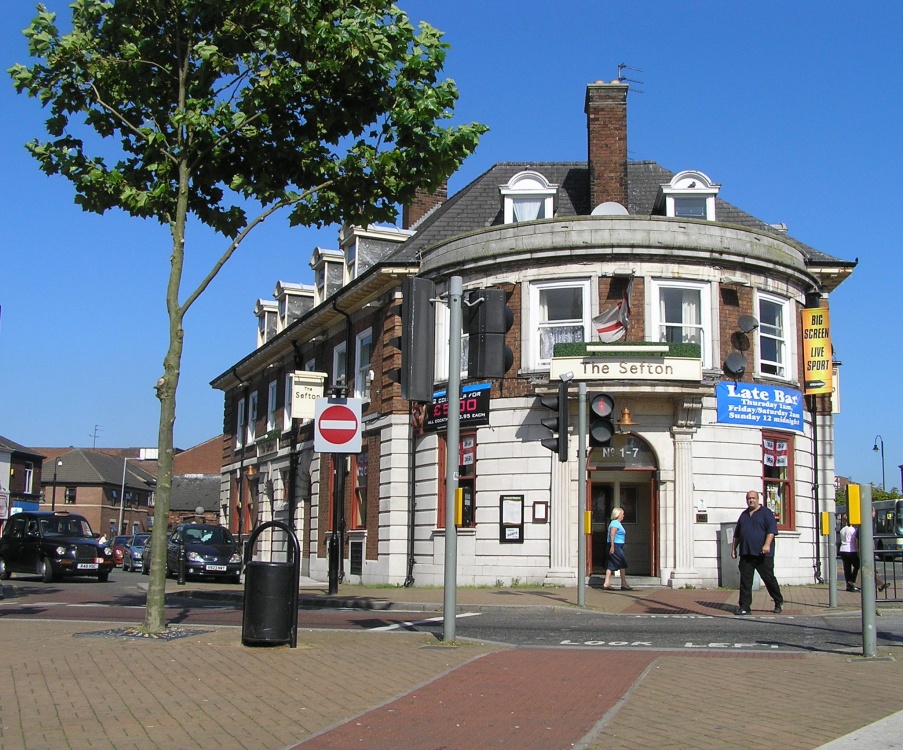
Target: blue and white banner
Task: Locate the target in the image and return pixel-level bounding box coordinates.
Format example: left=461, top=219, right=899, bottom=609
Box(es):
left=716, top=382, right=804, bottom=433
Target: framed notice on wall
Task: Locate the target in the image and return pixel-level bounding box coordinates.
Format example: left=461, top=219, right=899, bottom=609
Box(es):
left=499, top=494, right=524, bottom=544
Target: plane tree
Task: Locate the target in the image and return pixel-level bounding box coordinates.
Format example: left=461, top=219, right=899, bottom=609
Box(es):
left=10, top=0, right=486, bottom=633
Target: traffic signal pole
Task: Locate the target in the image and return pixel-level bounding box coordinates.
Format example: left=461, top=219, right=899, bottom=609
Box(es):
left=442, top=276, right=463, bottom=643
left=577, top=381, right=587, bottom=607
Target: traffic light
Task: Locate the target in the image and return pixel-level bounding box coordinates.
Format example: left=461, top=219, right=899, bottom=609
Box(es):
left=589, top=393, right=615, bottom=447
left=540, top=379, right=569, bottom=462
left=388, top=276, right=436, bottom=402
left=467, top=288, right=514, bottom=379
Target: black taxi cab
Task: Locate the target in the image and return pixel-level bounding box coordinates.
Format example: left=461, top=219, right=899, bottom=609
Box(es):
left=0, top=511, right=114, bottom=582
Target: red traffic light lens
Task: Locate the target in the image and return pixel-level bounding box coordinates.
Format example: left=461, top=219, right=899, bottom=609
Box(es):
left=590, top=393, right=614, bottom=418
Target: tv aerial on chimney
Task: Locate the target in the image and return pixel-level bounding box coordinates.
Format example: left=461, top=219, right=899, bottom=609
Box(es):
left=617, top=63, right=644, bottom=93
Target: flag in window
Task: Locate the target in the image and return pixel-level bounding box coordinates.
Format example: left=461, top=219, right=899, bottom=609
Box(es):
left=593, top=278, right=633, bottom=342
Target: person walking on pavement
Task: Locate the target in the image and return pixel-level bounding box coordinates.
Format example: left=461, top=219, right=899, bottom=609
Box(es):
left=731, top=490, right=783, bottom=615
left=602, top=507, right=633, bottom=591
left=838, top=515, right=861, bottom=592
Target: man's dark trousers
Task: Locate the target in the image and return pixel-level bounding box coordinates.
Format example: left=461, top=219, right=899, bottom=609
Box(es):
left=738, top=554, right=783, bottom=611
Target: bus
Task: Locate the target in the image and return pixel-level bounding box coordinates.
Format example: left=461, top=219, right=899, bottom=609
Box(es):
left=873, top=499, right=903, bottom=556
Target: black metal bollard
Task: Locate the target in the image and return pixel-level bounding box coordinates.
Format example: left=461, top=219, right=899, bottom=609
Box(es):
left=177, top=537, right=186, bottom=585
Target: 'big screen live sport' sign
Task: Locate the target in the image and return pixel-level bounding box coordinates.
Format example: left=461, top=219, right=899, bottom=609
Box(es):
left=314, top=398, right=362, bottom=453
left=715, top=382, right=804, bottom=433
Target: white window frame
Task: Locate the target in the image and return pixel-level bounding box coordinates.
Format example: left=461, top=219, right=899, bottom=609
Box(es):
left=757, top=292, right=792, bottom=379
left=354, top=329, right=373, bottom=402
left=237, top=397, right=246, bottom=449
left=333, top=343, right=347, bottom=390
left=500, top=171, right=557, bottom=224
left=24, top=462, right=34, bottom=493
left=267, top=380, right=278, bottom=432
left=247, top=392, right=258, bottom=445
left=434, top=299, right=467, bottom=384
left=659, top=170, right=720, bottom=221
left=650, top=279, right=713, bottom=368
left=528, top=279, right=591, bottom=370
left=283, top=374, right=293, bottom=431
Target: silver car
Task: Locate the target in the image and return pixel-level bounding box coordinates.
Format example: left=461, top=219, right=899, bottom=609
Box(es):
left=122, top=533, right=151, bottom=572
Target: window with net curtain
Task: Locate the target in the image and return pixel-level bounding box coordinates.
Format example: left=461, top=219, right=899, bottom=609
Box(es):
left=512, top=197, right=545, bottom=222
left=659, top=287, right=702, bottom=344
left=535, top=281, right=587, bottom=366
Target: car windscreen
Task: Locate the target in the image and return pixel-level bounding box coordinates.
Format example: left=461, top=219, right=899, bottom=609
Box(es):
left=183, top=527, right=233, bottom=545
left=40, top=517, right=93, bottom=538
left=133, top=535, right=150, bottom=547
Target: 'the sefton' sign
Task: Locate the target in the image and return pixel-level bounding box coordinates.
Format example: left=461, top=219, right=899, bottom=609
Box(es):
left=550, top=355, right=702, bottom=382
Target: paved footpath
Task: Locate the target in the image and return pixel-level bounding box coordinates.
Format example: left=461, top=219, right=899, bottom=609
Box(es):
left=1, top=581, right=902, bottom=750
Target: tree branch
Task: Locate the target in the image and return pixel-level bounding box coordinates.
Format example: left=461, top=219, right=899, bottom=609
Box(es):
left=179, top=179, right=337, bottom=315
left=87, top=81, right=177, bottom=165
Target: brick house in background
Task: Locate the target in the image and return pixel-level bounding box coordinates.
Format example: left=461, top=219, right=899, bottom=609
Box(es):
left=0, top=435, right=45, bottom=533
left=38, top=449, right=155, bottom=537
left=168, top=436, right=223, bottom=528
left=30, top=438, right=224, bottom=533
left=212, top=79, right=855, bottom=588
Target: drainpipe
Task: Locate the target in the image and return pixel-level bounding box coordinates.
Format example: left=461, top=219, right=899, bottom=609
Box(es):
left=232, top=367, right=248, bottom=545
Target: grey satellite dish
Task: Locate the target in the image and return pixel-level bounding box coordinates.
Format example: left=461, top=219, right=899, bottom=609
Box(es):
left=724, top=352, right=747, bottom=378
left=195, top=506, right=205, bottom=516
left=738, top=315, right=759, bottom=333
left=591, top=201, right=629, bottom=216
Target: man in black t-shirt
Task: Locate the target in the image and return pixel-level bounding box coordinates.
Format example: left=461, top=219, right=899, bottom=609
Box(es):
left=731, top=490, right=784, bottom=615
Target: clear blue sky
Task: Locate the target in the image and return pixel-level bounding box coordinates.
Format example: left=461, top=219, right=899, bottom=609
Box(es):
left=1, top=1, right=900, bottom=489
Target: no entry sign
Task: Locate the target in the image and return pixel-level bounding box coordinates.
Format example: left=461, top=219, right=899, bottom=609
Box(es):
left=314, top=398, right=362, bottom=453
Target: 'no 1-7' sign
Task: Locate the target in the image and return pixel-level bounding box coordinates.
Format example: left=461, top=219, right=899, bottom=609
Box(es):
left=314, top=398, right=362, bottom=453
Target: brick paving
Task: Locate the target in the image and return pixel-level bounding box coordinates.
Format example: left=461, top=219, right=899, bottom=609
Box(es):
left=1, top=582, right=901, bottom=750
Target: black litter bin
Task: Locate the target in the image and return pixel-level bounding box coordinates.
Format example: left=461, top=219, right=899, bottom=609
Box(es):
left=241, top=521, right=300, bottom=648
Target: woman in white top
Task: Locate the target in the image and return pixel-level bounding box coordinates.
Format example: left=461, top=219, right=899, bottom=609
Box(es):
left=838, top=515, right=860, bottom=592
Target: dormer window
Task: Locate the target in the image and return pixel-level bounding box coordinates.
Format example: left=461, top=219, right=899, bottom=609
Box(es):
left=500, top=171, right=557, bottom=224
left=339, top=224, right=413, bottom=282
left=656, top=170, right=720, bottom=221
left=254, top=299, right=278, bottom=348
left=308, top=246, right=344, bottom=304
left=273, top=281, right=314, bottom=331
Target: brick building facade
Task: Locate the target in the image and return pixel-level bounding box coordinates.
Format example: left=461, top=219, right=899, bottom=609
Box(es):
left=212, top=80, right=854, bottom=588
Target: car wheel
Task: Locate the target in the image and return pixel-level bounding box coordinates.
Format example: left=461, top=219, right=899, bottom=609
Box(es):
left=97, top=571, right=110, bottom=583
left=0, top=557, right=10, bottom=580
left=40, top=558, right=55, bottom=583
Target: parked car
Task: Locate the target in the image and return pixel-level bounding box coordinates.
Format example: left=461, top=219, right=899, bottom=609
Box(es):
left=0, top=511, right=114, bottom=583
left=141, top=532, right=170, bottom=575
left=122, top=533, right=151, bottom=572
left=111, top=535, right=130, bottom=567
left=163, top=524, right=242, bottom=583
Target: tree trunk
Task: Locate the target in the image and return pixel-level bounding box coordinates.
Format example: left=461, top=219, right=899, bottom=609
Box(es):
left=143, top=160, right=190, bottom=634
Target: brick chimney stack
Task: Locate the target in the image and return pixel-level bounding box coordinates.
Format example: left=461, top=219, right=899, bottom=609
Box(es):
left=585, top=80, right=629, bottom=210
left=402, top=183, right=448, bottom=230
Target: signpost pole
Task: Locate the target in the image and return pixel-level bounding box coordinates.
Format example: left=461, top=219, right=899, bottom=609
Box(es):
left=443, top=276, right=463, bottom=643
left=577, top=382, right=586, bottom=607
left=325, top=387, right=350, bottom=596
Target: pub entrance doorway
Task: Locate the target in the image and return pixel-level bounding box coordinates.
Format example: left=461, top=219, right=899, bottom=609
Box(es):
left=586, top=434, right=658, bottom=577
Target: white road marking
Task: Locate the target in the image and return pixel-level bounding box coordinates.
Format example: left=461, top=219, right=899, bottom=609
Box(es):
left=369, top=612, right=482, bottom=631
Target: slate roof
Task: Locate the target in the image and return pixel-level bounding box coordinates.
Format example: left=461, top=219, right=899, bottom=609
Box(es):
left=39, top=448, right=156, bottom=491
left=170, top=474, right=220, bottom=513
left=0, top=435, right=45, bottom=459
left=387, top=160, right=850, bottom=268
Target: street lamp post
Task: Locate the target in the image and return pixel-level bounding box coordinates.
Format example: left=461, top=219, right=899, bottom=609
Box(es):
left=872, top=435, right=886, bottom=491
left=51, top=459, right=62, bottom=511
